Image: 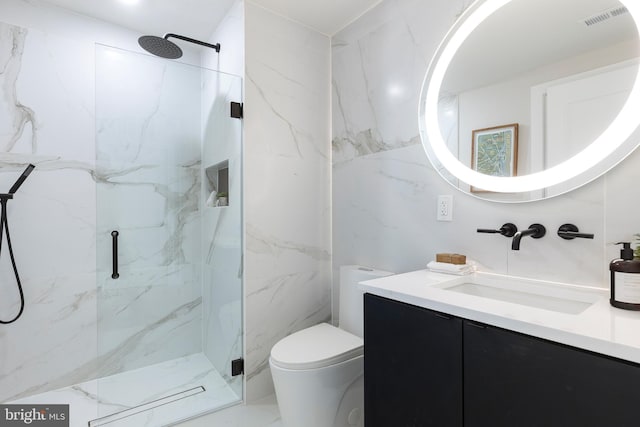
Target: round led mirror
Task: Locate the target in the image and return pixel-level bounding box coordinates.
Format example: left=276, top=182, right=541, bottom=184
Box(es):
left=419, top=0, right=640, bottom=201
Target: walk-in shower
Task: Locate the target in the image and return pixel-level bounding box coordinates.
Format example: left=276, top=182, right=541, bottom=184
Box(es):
left=92, top=43, right=244, bottom=426
left=0, top=34, right=243, bottom=427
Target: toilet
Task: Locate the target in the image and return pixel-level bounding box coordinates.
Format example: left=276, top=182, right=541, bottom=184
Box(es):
left=270, top=265, right=393, bottom=427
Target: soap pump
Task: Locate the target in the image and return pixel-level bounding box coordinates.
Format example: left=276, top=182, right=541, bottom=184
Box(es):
left=610, top=242, right=640, bottom=311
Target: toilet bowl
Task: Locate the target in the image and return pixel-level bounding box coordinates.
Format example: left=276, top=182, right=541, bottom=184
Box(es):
left=271, top=323, right=364, bottom=427
left=269, top=265, right=393, bottom=427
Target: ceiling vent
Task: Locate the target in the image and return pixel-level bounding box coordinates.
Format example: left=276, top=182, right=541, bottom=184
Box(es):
left=582, top=5, right=629, bottom=26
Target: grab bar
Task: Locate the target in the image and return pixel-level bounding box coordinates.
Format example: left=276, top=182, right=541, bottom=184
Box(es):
left=111, top=230, right=119, bottom=279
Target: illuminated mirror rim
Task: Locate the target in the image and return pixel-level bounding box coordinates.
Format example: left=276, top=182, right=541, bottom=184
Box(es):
left=419, top=0, right=640, bottom=195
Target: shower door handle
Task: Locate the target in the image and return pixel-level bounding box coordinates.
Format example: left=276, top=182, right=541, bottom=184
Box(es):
left=111, top=230, right=119, bottom=279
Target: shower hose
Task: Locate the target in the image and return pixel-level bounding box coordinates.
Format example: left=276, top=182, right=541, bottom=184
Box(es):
left=0, top=196, right=25, bottom=324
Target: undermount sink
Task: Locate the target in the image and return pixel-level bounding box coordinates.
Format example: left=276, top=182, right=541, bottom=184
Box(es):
left=435, top=273, right=605, bottom=315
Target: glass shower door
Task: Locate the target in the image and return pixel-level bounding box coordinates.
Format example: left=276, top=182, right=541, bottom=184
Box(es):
left=94, top=44, right=243, bottom=426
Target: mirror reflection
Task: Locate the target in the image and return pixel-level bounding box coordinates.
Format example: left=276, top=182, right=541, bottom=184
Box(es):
left=436, top=0, right=639, bottom=200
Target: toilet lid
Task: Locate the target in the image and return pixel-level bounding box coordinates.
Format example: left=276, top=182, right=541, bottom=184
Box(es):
left=270, top=323, right=363, bottom=370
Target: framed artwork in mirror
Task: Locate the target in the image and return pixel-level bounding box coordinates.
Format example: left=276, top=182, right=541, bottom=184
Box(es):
left=471, top=123, right=518, bottom=192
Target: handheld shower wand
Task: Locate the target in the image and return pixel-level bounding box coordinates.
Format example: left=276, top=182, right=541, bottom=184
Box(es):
left=1, top=164, right=35, bottom=324
left=8, top=164, right=35, bottom=195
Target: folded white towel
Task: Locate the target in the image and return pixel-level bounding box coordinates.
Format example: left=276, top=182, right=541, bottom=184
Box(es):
left=427, top=261, right=475, bottom=275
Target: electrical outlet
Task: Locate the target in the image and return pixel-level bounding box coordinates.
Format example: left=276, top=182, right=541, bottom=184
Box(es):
left=437, top=195, right=453, bottom=221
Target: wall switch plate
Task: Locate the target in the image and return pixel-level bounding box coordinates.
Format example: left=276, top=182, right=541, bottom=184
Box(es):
left=437, top=195, right=453, bottom=221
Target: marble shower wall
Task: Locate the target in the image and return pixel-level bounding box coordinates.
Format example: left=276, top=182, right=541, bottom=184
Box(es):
left=0, top=3, right=215, bottom=400
left=203, top=0, right=245, bottom=78
left=95, top=45, right=203, bottom=376
left=332, top=0, right=640, bottom=321
left=0, top=20, right=98, bottom=403
left=244, top=3, right=331, bottom=400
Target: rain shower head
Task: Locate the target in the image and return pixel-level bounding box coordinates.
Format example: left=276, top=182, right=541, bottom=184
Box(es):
left=138, top=33, right=221, bottom=59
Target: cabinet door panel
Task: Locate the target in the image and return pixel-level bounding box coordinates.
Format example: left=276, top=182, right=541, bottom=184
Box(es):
left=464, top=321, right=640, bottom=427
left=364, top=294, right=463, bottom=427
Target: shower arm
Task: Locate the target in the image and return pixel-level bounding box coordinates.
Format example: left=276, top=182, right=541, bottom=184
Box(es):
left=164, top=34, right=220, bottom=52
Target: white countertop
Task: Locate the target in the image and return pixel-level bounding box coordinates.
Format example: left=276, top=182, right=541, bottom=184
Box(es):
left=359, top=269, right=640, bottom=364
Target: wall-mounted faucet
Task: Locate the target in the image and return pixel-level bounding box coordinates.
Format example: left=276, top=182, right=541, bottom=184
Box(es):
left=511, top=224, right=546, bottom=250
left=477, top=223, right=518, bottom=238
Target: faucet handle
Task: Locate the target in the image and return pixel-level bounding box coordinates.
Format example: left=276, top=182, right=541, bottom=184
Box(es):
left=477, top=223, right=518, bottom=238
left=527, top=223, right=546, bottom=239
left=557, top=224, right=594, bottom=240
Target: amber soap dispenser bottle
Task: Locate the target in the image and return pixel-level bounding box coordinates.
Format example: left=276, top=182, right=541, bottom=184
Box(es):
left=610, top=242, right=640, bottom=310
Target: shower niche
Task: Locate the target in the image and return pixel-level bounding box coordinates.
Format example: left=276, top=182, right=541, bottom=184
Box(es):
left=205, top=160, right=230, bottom=207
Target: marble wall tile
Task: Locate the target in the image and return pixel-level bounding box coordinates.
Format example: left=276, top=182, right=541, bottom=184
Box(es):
left=202, top=0, right=245, bottom=78
left=95, top=45, right=204, bottom=378
left=0, top=21, right=98, bottom=402
left=0, top=0, right=168, bottom=58
left=96, top=280, right=202, bottom=377
left=331, top=0, right=630, bottom=325
left=503, top=179, right=606, bottom=286
left=332, top=0, right=472, bottom=164
left=95, top=45, right=202, bottom=271
left=332, top=144, right=514, bottom=317
left=244, top=3, right=331, bottom=401
left=603, top=146, right=640, bottom=281
left=0, top=273, right=97, bottom=402
left=0, top=23, right=94, bottom=162
left=0, top=11, right=213, bottom=402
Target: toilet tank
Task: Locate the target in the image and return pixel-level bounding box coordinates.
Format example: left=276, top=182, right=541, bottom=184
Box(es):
left=339, top=265, right=393, bottom=338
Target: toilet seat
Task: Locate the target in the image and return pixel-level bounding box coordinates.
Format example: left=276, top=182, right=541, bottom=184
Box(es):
left=270, top=323, right=363, bottom=370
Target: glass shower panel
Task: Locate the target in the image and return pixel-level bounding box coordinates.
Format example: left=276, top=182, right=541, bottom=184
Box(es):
left=94, top=44, right=243, bottom=426
left=201, top=65, right=244, bottom=400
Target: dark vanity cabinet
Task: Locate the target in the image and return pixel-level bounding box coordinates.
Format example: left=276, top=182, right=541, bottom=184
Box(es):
left=364, top=294, right=640, bottom=427
left=464, top=320, right=640, bottom=427
left=364, top=293, right=463, bottom=427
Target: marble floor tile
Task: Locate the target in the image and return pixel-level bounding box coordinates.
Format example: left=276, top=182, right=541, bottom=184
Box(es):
left=10, top=353, right=240, bottom=427
left=174, top=394, right=282, bottom=427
